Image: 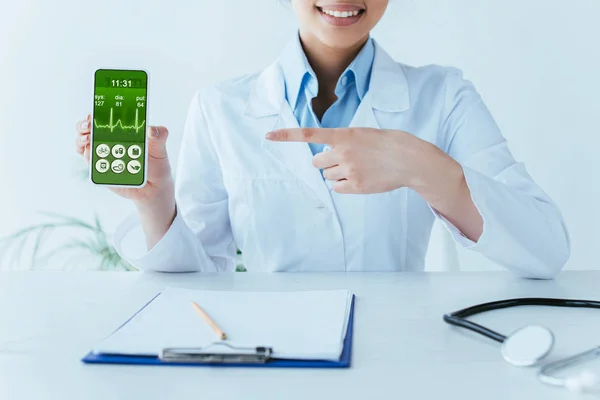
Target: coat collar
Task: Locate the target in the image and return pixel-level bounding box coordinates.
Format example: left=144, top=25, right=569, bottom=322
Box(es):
left=279, top=33, right=375, bottom=111
left=244, top=39, right=410, bottom=118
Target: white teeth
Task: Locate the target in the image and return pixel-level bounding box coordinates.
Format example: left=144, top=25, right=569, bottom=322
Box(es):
left=321, top=9, right=360, bottom=18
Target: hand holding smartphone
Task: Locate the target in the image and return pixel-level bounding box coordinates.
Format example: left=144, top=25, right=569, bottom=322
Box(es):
left=90, top=69, right=149, bottom=187
left=76, top=69, right=177, bottom=250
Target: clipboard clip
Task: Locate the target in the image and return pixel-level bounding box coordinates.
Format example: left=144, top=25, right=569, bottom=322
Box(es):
left=159, top=342, right=273, bottom=364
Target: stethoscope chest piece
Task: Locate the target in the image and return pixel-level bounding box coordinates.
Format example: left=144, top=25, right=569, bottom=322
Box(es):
left=501, top=325, right=554, bottom=367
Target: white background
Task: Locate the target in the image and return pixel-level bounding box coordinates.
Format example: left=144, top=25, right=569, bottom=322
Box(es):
left=1, top=0, right=599, bottom=271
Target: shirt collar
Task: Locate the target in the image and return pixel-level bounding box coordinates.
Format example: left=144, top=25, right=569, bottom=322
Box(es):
left=279, top=33, right=375, bottom=110
left=340, top=36, right=374, bottom=100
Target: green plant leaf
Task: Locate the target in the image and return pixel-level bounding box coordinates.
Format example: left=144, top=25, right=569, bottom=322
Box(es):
left=31, top=226, right=53, bottom=270
left=38, top=238, right=98, bottom=265
left=94, top=213, right=104, bottom=232
left=62, top=251, right=88, bottom=271
left=38, top=211, right=98, bottom=232
left=98, top=256, right=109, bottom=271
left=13, top=234, right=29, bottom=269
left=1, top=210, right=135, bottom=272
left=1, top=225, right=48, bottom=242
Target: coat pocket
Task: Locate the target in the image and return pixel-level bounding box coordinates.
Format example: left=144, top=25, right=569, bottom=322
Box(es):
left=231, top=177, right=345, bottom=272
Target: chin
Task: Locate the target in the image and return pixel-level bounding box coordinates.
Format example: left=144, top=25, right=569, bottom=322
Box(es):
left=315, top=30, right=367, bottom=50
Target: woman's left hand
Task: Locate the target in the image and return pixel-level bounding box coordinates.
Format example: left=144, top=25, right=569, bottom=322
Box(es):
left=265, top=127, right=459, bottom=195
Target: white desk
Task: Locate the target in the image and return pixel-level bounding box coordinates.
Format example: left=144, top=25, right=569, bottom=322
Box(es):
left=1, top=271, right=600, bottom=400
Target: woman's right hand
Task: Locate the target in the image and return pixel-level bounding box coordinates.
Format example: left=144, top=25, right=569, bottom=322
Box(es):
left=75, top=113, right=177, bottom=249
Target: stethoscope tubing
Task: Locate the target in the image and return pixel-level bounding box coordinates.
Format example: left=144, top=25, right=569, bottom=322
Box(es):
left=443, top=297, right=600, bottom=343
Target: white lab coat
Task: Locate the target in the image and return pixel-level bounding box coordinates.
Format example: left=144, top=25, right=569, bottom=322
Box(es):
left=113, top=40, right=570, bottom=278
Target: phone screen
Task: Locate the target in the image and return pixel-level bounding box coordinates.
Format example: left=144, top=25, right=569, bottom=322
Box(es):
left=91, top=69, right=148, bottom=187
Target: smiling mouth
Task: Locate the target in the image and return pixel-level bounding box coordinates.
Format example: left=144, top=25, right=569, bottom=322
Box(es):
left=316, top=6, right=365, bottom=18
left=316, top=5, right=365, bottom=18
left=316, top=5, right=365, bottom=26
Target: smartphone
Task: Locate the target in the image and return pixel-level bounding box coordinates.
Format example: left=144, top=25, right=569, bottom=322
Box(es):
left=90, top=69, right=148, bottom=187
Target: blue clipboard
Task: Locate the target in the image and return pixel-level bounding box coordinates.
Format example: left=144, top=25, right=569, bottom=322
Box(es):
left=82, top=293, right=355, bottom=368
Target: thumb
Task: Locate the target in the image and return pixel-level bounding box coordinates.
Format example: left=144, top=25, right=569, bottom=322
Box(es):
left=148, top=126, right=169, bottom=159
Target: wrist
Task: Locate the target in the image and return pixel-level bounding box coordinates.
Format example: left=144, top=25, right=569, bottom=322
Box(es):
left=135, top=195, right=176, bottom=219
left=134, top=193, right=174, bottom=210
left=134, top=194, right=177, bottom=250
left=134, top=185, right=177, bottom=224
left=407, top=144, right=465, bottom=208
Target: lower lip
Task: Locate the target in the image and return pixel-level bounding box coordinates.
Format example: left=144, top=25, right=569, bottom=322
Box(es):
left=318, top=9, right=364, bottom=27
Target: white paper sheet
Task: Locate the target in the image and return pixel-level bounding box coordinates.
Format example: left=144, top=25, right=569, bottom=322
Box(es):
left=93, top=287, right=353, bottom=361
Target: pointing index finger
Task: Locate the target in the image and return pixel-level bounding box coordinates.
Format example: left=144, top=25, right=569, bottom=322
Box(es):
left=265, top=128, right=342, bottom=144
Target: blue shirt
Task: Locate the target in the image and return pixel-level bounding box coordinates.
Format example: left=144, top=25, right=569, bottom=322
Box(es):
left=279, top=34, right=375, bottom=156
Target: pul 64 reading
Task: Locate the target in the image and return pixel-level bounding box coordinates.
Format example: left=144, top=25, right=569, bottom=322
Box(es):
left=91, top=69, right=148, bottom=187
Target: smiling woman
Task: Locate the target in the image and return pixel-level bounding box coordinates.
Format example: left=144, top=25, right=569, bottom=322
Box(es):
left=72, top=0, right=570, bottom=277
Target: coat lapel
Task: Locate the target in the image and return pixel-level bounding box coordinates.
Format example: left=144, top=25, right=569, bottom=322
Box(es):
left=245, top=62, right=334, bottom=209
left=350, top=90, right=380, bottom=128
left=261, top=103, right=335, bottom=209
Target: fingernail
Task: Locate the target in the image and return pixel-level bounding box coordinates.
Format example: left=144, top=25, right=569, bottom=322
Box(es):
left=81, top=121, right=89, bottom=130
left=80, top=135, right=89, bottom=142
left=150, top=127, right=159, bottom=137
left=265, top=132, right=275, bottom=140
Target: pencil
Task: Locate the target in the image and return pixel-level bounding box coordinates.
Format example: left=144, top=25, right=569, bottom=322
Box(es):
left=191, top=301, right=228, bottom=340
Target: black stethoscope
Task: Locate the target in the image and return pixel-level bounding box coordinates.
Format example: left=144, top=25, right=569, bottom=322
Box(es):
left=444, top=298, right=600, bottom=392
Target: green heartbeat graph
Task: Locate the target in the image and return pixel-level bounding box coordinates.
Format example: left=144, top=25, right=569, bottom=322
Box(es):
left=94, top=108, right=145, bottom=133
